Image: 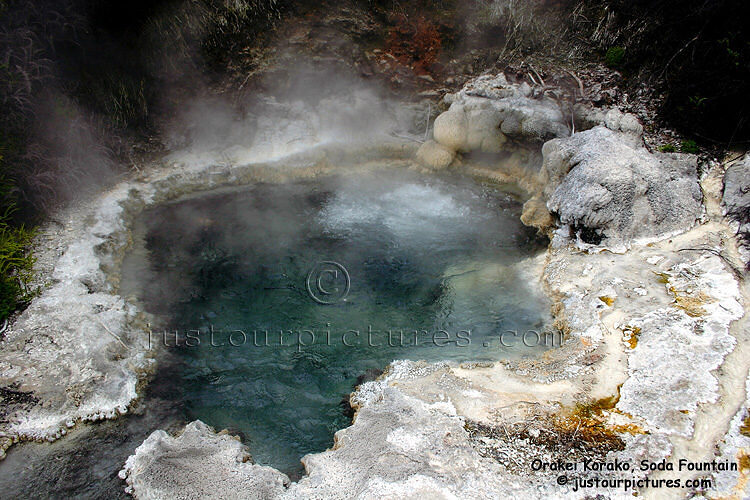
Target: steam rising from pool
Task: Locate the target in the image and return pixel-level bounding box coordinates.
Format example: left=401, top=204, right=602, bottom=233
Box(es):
left=121, top=168, right=550, bottom=476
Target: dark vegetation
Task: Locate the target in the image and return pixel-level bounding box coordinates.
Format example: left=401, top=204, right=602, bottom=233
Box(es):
left=0, top=0, right=747, bottom=320
left=385, top=12, right=443, bottom=74
left=0, top=174, right=33, bottom=320
left=0, top=0, right=289, bottom=319
left=570, top=0, right=750, bottom=146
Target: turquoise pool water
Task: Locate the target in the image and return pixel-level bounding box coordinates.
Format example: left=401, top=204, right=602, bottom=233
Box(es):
left=121, top=168, right=550, bottom=476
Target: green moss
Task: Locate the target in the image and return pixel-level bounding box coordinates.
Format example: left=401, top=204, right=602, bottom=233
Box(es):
left=680, top=139, right=699, bottom=154
left=605, top=46, right=625, bottom=68
left=658, top=144, right=676, bottom=153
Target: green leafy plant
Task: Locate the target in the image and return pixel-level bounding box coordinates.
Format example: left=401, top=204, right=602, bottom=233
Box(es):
left=605, top=46, right=625, bottom=68
left=0, top=164, right=35, bottom=321
left=680, top=139, right=699, bottom=154
left=688, top=95, right=708, bottom=109
left=719, top=38, right=741, bottom=67
left=0, top=221, right=35, bottom=320
left=658, top=144, right=676, bottom=152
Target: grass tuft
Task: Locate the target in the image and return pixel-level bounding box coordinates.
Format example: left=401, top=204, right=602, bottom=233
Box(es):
left=0, top=167, right=35, bottom=321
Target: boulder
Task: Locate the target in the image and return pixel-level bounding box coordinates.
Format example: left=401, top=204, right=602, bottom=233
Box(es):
left=542, top=126, right=702, bottom=246
left=416, top=140, right=455, bottom=170
left=427, top=73, right=645, bottom=161
left=433, top=108, right=468, bottom=151
left=573, top=104, right=644, bottom=140
left=465, top=106, right=507, bottom=152
left=494, top=96, right=569, bottom=141
left=430, top=73, right=570, bottom=155
left=604, top=108, right=643, bottom=137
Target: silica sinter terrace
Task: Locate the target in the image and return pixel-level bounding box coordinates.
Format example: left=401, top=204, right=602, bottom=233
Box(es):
left=121, top=168, right=552, bottom=476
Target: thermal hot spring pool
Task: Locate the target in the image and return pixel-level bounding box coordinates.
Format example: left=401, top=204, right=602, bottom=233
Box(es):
left=119, top=167, right=551, bottom=477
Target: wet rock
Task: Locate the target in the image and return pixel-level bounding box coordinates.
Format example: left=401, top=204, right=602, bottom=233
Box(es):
left=355, top=367, right=383, bottom=386
left=542, top=126, right=702, bottom=247
left=520, top=195, right=554, bottom=233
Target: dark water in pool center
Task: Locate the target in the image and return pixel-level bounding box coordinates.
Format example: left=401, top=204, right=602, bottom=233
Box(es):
left=121, top=168, right=550, bottom=476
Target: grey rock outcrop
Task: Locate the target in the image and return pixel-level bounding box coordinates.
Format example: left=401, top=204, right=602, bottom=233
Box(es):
left=431, top=74, right=570, bottom=156
left=723, top=155, right=750, bottom=214
left=573, top=105, right=644, bottom=138
left=422, top=72, right=697, bottom=248
left=541, top=126, right=703, bottom=246
left=722, top=154, right=750, bottom=266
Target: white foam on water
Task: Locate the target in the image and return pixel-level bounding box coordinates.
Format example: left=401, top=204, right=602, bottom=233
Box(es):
left=319, top=179, right=474, bottom=241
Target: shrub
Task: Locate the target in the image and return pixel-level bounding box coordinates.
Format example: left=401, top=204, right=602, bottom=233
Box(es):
left=573, top=0, right=750, bottom=143
left=605, top=46, right=625, bottom=68
left=658, top=144, right=676, bottom=152
left=386, top=13, right=443, bottom=74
